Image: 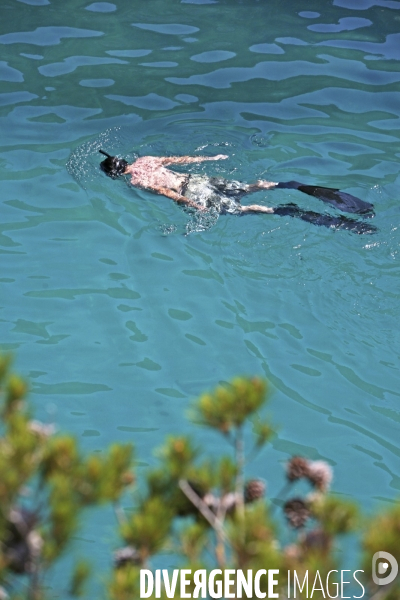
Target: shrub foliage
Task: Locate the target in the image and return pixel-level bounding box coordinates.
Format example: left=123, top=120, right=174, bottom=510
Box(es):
left=0, top=354, right=398, bottom=600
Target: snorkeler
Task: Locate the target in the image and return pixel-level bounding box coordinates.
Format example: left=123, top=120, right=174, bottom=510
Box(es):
left=98, top=150, right=376, bottom=234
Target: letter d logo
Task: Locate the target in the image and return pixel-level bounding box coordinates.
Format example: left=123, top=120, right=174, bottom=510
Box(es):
left=372, top=552, right=398, bottom=586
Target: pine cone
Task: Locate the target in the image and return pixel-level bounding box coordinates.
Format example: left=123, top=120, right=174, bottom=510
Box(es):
left=244, top=479, right=266, bottom=503
left=114, top=546, right=141, bottom=568
left=306, top=461, right=332, bottom=492
left=5, top=508, right=38, bottom=574
left=284, top=498, right=310, bottom=528
left=286, top=456, right=310, bottom=482
left=302, top=529, right=331, bottom=554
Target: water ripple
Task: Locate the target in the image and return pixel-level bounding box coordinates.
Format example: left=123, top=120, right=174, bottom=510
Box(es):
left=0, top=0, right=399, bottom=580
left=0, top=26, right=103, bottom=46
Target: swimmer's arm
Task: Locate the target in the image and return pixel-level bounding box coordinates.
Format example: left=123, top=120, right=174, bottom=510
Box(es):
left=153, top=186, right=206, bottom=211
left=160, top=155, right=228, bottom=165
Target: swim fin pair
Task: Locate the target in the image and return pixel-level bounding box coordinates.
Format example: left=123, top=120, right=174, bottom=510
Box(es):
left=276, top=181, right=374, bottom=216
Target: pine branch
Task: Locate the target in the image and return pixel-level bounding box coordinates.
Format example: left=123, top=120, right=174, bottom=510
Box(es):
left=178, top=479, right=230, bottom=546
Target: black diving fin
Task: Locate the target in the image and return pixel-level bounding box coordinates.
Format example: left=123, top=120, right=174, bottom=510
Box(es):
left=275, top=181, right=374, bottom=216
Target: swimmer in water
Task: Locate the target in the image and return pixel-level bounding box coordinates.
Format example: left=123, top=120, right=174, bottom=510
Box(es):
left=98, top=150, right=376, bottom=234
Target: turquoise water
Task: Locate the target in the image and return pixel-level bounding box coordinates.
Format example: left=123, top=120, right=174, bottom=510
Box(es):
left=1, top=0, right=400, bottom=593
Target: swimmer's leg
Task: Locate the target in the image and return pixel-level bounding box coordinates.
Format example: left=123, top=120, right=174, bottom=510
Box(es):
left=209, top=178, right=277, bottom=198
left=240, top=204, right=275, bottom=214
left=239, top=203, right=377, bottom=233
left=245, top=180, right=278, bottom=193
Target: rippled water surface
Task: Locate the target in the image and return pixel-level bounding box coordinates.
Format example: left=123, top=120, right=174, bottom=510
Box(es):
left=1, top=0, right=400, bottom=593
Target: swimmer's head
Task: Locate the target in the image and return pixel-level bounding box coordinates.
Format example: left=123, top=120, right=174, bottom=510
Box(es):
left=99, top=149, right=128, bottom=179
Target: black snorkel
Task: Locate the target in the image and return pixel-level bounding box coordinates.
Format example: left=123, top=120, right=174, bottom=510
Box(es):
left=99, top=149, right=128, bottom=179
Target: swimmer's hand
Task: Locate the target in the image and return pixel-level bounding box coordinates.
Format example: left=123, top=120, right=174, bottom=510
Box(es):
left=153, top=186, right=207, bottom=211
left=214, top=154, right=229, bottom=160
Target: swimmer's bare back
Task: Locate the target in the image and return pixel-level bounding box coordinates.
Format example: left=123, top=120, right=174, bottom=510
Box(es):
left=124, top=155, right=277, bottom=213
